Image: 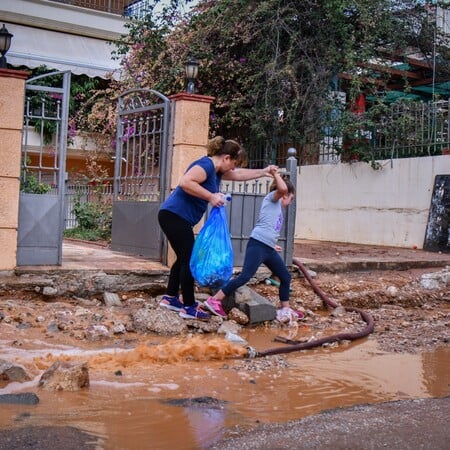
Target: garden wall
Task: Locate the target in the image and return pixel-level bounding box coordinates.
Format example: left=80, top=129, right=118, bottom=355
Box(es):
left=295, top=155, right=450, bottom=249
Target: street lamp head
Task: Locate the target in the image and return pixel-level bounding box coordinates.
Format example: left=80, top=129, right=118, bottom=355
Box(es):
left=185, top=56, right=199, bottom=94
left=0, top=24, right=13, bottom=69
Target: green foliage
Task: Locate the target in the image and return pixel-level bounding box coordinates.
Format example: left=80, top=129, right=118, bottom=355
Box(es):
left=20, top=156, right=52, bottom=193
left=68, top=153, right=113, bottom=241
left=71, top=199, right=112, bottom=233
left=25, top=65, right=103, bottom=144
left=128, top=1, right=416, bottom=137
left=79, top=0, right=444, bottom=159
left=20, top=173, right=51, bottom=194
left=63, top=226, right=110, bottom=242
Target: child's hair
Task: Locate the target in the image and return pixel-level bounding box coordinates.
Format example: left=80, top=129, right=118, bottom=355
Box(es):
left=270, top=174, right=295, bottom=194
left=206, top=136, right=248, bottom=167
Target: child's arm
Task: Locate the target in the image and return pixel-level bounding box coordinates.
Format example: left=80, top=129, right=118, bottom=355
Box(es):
left=272, top=170, right=288, bottom=201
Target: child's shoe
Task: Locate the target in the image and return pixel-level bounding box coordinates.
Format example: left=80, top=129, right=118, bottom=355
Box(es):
left=204, top=297, right=227, bottom=318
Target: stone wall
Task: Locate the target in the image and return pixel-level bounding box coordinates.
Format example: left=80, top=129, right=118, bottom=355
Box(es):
left=296, top=155, right=450, bottom=248
left=0, top=69, right=28, bottom=270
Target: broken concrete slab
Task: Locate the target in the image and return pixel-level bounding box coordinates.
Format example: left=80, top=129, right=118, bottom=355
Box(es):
left=224, top=286, right=276, bottom=324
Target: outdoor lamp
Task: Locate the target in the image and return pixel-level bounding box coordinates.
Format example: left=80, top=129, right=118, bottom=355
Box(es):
left=0, top=24, right=13, bottom=69
left=185, top=56, right=199, bottom=94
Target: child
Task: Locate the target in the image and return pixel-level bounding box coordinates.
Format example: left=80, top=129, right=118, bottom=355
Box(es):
left=204, top=168, right=299, bottom=322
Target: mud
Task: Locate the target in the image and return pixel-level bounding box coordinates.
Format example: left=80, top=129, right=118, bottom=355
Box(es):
left=1, top=257, right=449, bottom=449
left=0, top=267, right=449, bottom=356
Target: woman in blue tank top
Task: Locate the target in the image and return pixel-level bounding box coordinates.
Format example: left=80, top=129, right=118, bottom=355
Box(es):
left=158, top=136, right=278, bottom=320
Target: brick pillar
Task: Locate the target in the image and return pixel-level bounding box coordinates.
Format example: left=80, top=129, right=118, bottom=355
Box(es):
left=0, top=68, right=29, bottom=271
left=168, top=93, right=215, bottom=189
left=165, top=93, right=215, bottom=265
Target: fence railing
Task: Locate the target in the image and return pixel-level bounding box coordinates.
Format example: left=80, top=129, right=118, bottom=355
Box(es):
left=64, top=182, right=114, bottom=229
left=47, top=0, right=131, bottom=15
left=244, top=99, right=450, bottom=167
left=371, top=100, right=450, bottom=159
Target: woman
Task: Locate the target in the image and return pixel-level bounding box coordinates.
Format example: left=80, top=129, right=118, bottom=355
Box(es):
left=158, top=136, right=277, bottom=320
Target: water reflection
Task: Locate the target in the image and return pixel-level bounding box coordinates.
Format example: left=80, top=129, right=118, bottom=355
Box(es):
left=0, top=334, right=449, bottom=449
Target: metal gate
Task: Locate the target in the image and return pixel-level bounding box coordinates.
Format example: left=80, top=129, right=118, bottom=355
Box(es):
left=111, top=89, right=170, bottom=259
left=17, top=71, right=71, bottom=266
left=220, top=149, right=298, bottom=266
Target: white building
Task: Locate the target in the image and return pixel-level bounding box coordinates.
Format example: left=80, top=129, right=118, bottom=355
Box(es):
left=0, top=0, right=132, bottom=80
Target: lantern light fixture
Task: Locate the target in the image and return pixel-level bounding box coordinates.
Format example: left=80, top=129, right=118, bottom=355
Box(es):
left=185, top=56, right=199, bottom=94
left=0, top=24, right=13, bottom=69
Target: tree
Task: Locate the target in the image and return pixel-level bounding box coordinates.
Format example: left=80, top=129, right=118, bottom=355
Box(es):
left=78, top=0, right=447, bottom=159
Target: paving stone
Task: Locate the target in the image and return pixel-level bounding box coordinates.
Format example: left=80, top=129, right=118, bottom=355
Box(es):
left=224, top=286, right=276, bottom=324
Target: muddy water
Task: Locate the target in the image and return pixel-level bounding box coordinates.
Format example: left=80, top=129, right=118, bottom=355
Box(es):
left=0, top=330, right=449, bottom=450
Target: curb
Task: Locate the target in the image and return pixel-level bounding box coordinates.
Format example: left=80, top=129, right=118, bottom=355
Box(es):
left=301, top=259, right=450, bottom=273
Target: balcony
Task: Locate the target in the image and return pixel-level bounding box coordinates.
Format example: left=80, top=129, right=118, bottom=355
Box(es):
left=47, top=0, right=134, bottom=15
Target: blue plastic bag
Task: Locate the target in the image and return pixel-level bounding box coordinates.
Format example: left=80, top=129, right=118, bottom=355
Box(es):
left=190, top=206, right=233, bottom=288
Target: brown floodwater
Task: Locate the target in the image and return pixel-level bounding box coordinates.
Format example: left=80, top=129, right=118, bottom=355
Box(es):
left=0, top=329, right=449, bottom=449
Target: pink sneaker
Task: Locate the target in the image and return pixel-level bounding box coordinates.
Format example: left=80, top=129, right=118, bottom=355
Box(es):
left=204, top=297, right=227, bottom=318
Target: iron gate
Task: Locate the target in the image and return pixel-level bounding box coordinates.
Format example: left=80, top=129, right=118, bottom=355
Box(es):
left=17, top=71, right=71, bottom=266
left=220, top=149, right=298, bottom=266
left=111, top=89, right=170, bottom=259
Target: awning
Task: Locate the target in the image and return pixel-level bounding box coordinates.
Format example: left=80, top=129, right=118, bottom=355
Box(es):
left=6, top=24, right=122, bottom=80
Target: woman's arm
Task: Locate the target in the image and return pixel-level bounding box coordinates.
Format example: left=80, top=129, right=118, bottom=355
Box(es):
left=178, top=165, right=223, bottom=206
left=222, top=165, right=278, bottom=181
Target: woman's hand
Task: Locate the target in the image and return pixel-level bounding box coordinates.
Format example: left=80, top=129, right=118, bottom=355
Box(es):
left=209, top=192, right=225, bottom=207
left=265, top=165, right=279, bottom=177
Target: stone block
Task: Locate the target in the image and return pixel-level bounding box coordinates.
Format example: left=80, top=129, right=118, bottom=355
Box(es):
left=0, top=75, right=26, bottom=130
left=0, top=130, right=21, bottom=178
left=170, top=94, right=213, bottom=146
left=0, top=177, right=20, bottom=228
left=103, top=291, right=122, bottom=306
left=224, top=285, right=276, bottom=324
left=0, top=228, right=18, bottom=270
left=38, top=360, right=89, bottom=391
left=171, top=144, right=206, bottom=189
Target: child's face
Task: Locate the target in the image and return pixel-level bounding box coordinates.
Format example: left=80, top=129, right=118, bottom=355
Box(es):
left=281, top=193, right=294, bottom=207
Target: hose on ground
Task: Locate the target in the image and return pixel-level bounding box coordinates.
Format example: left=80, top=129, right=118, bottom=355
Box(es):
left=246, top=257, right=375, bottom=358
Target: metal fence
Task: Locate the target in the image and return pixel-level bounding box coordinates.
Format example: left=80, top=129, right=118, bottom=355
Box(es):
left=64, top=181, right=114, bottom=229
left=47, top=0, right=131, bottom=15
left=371, top=99, right=450, bottom=159
left=244, top=99, right=450, bottom=167
left=51, top=0, right=156, bottom=17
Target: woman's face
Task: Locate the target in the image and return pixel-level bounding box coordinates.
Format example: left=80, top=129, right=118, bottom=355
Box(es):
left=219, top=155, right=238, bottom=173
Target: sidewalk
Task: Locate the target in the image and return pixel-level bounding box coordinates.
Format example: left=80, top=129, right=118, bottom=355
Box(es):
left=294, top=239, right=450, bottom=272
left=13, top=239, right=450, bottom=275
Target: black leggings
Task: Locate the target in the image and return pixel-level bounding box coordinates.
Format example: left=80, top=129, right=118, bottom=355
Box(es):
left=158, top=209, right=196, bottom=306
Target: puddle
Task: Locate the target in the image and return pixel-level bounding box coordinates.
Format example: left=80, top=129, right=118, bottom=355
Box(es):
left=0, top=332, right=449, bottom=449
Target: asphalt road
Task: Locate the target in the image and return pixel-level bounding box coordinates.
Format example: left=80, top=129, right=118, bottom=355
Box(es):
left=1, top=397, right=448, bottom=449
left=208, top=397, right=450, bottom=450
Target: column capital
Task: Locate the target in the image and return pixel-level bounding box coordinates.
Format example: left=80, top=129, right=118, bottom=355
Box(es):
left=169, top=93, right=215, bottom=104
left=0, top=68, right=29, bottom=80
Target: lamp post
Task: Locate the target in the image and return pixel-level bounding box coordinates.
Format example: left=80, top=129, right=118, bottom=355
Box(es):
left=185, top=56, right=199, bottom=94
left=0, top=24, right=13, bottom=69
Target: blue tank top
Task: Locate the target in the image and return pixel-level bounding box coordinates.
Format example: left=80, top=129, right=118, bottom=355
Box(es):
left=160, top=156, right=222, bottom=226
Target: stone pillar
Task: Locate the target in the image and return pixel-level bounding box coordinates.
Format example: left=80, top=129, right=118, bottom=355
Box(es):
left=0, top=68, right=29, bottom=271
left=168, top=93, right=215, bottom=189
left=165, top=93, right=215, bottom=265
